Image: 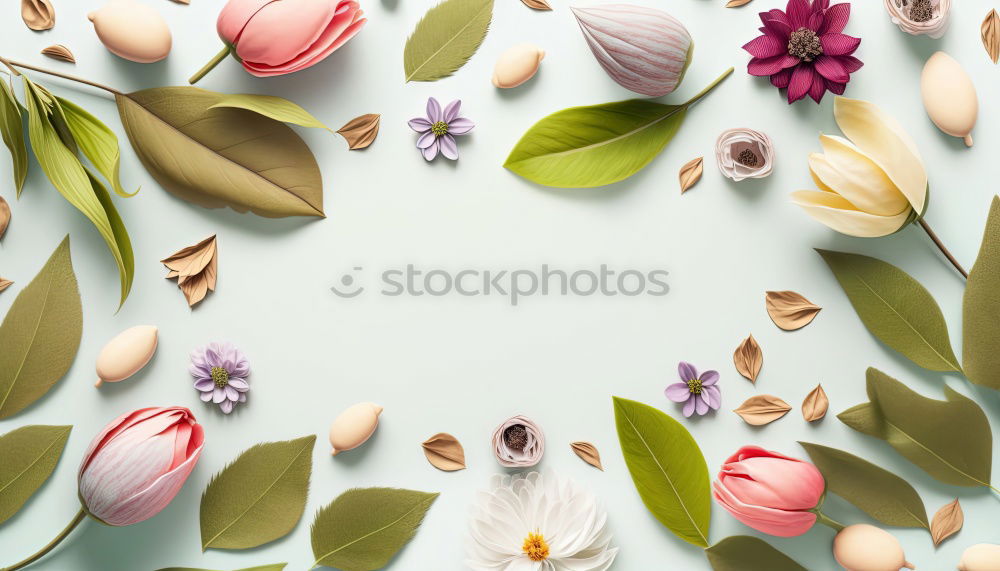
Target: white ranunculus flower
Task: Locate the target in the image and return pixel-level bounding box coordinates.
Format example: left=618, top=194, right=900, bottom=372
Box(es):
left=467, top=472, right=618, bottom=571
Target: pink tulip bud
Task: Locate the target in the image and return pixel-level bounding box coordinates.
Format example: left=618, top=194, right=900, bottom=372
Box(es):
left=78, top=407, right=204, bottom=526
left=712, top=446, right=825, bottom=537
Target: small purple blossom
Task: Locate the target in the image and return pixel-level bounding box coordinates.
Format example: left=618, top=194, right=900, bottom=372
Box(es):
left=408, top=97, right=474, bottom=161
left=190, top=342, right=249, bottom=414
left=665, top=361, right=721, bottom=417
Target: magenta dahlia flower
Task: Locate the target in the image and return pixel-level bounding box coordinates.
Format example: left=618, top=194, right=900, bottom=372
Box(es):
left=743, top=0, right=862, bottom=104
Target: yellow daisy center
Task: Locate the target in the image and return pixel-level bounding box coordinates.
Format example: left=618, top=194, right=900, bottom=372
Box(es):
left=522, top=531, right=550, bottom=562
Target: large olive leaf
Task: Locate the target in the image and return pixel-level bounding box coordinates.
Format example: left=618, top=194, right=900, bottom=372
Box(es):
left=115, top=87, right=323, bottom=218
left=0, top=237, right=82, bottom=419
left=403, top=0, right=493, bottom=82
left=0, top=75, right=27, bottom=194
left=963, top=196, right=1000, bottom=390
left=0, top=425, right=71, bottom=524
left=705, top=536, right=806, bottom=571
left=817, top=249, right=960, bottom=372
left=156, top=565, right=286, bottom=571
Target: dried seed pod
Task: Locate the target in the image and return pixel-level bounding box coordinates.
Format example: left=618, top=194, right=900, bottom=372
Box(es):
left=422, top=433, right=466, bottom=471
left=41, top=44, right=75, bottom=63
left=22, top=0, right=55, bottom=31
left=95, top=325, right=158, bottom=387
left=570, top=441, right=603, bottom=470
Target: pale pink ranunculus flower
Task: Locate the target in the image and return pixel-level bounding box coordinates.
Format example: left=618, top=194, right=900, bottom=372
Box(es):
left=78, top=407, right=205, bottom=526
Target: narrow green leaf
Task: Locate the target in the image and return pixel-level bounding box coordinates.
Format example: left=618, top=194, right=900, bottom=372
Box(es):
left=56, top=95, right=136, bottom=197
left=311, top=488, right=438, bottom=571
left=0, top=236, right=81, bottom=419
left=156, top=565, right=286, bottom=571
left=209, top=94, right=330, bottom=131
left=799, top=442, right=929, bottom=529
left=612, top=396, right=710, bottom=547
left=0, top=425, right=71, bottom=524
left=705, top=536, right=806, bottom=571
left=200, top=435, right=315, bottom=550
left=0, top=76, right=27, bottom=194
left=963, top=196, right=1000, bottom=389
left=403, top=0, right=493, bottom=82
left=817, top=249, right=960, bottom=372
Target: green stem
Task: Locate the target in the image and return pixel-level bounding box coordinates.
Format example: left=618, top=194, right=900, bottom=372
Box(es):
left=918, top=218, right=968, bottom=279
left=0, top=57, right=119, bottom=95
left=2, top=508, right=86, bottom=571
left=684, top=67, right=734, bottom=108
left=813, top=510, right=845, bottom=532
left=189, top=45, right=232, bottom=85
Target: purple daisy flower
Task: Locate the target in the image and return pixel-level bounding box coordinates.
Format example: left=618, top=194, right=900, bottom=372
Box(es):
left=408, top=97, right=474, bottom=161
left=190, top=342, right=249, bottom=414
left=665, top=361, right=721, bottom=417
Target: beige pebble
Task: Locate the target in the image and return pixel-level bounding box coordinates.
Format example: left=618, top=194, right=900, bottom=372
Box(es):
left=329, top=402, right=382, bottom=455
left=95, top=325, right=158, bottom=387
left=492, top=43, right=545, bottom=88
left=88, top=0, right=172, bottom=63
left=920, top=51, right=978, bottom=147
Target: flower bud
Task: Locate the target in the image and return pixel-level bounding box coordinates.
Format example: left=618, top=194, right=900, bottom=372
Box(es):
left=715, top=128, right=774, bottom=182
left=492, top=416, right=544, bottom=468
left=884, top=0, right=950, bottom=39
left=833, top=524, right=914, bottom=571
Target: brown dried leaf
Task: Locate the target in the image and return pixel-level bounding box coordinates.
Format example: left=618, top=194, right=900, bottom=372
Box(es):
left=171, top=0, right=191, bottom=4
left=801, top=384, right=828, bottom=422
left=570, top=441, right=603, bottom=471
left=520, top=0, right=552, bottom=10
left=765, top=290, right=822, bottom=331
left=930, top=499, right=963, bottom=546
left=162, top=235, right=218, bottom=307
left=725, top=0, right=753, bottom=7
left=733, top=334, right=762, bottom=383
left=678, top=156, right=703, bottom=194
left=421, top=432, right=466, bottom=471
left=0, top=195, right=10, bottom=240
left=983, top=9, right=1000, bottom=64
left=21, top=0, right=55, bottom=31
left=734, top=395, right=791, bottom=426
left=0, top=278, right=12, bottom=293
left=336, top=113, right=380, bottom=150
left=41, top=45, right=74, bottom=64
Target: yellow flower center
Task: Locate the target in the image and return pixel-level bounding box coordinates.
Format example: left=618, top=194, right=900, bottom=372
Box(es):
left=687, top=378, right=703, bottom=395
left=210, top=366, right=229, bottom=388
left=522, top=532, right=550, bottom=562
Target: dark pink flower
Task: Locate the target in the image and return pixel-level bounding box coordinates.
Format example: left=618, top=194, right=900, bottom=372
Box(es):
left=743, top=0, right=862, bottom=104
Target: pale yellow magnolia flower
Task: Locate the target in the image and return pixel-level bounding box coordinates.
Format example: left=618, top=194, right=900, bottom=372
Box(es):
left=792, top=97, right=929, bottom=238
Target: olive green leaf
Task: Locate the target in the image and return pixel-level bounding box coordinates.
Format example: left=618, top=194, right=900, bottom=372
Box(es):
left=504, top=69, right=732, bottom=188
left=799, top=442, right=929, bottom=529
left=311, top=488, right=438, bottom=570
left=115, top=86, right=323, bottom=218
left=0, top=237, right=81, bottom=419
left=156, top=565, right=286, bottom=571
left=838, top=368, right=992, bottom=488
left=817, top=249, right=960, bottom=372
left=612, top=396, right=710, bottom=547
left=200, top=435, right=315, bottom=550
left=209, top=94, right=330, bottom=131
left=404, top=0, right=493, bottom=82
left=705, top=536, right=806, bottom=571
left=963, top=196, right=1000, bottom=390
left=0, top=425, right=71, bottom=525
left=0, top=75, right=27, bottom=194
left=55, top=95, right=136, bottom=197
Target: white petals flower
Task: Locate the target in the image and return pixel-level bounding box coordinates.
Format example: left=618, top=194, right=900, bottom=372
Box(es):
left=467, top=472, right=618, bottom=571
left=715, top=128, right=774, bottom=181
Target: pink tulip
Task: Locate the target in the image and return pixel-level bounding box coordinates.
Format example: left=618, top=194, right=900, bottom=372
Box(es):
left=713, top=446, right=825, bottom=537
left=190, top=0, right=366, bottom=84
left=78, top=407, right=204, bottom=526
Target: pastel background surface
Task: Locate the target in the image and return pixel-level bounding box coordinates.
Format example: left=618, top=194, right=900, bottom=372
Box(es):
left=0, top=0, right=997, bottom=569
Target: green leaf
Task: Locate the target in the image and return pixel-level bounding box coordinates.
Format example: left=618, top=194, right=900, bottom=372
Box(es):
left=705, top=536, right=806, bottom=571
left=403, top=0, right=493, bottom=82
left=0, top=425, right=71, bottom=525
left=838, top=368, right=992, bottom=488
left=23, top=78, right=134, bottom=306
left=612, top=396, right=710, bottom=547
left=0, top=236, right=81, bottom=419
left=799, top=441, right=929, bottom=529
left=963, top=196, right=1000, bottom=389
left=56, top=95, right=136, bottom=197
left=311, top=488, right=438, bottom=571
left=209, top=94, right=330, bottom=131
left=115, top=86, right=323, bottom=218
left=817, top=249, right=960, bottom=372
left=200, top=435, right=315, bottom=550
left=156, top=565, right=286, bottom=571
left=0, top=75, right=27, bottom=194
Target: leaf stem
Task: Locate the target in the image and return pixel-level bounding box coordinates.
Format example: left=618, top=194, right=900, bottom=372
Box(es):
left=0, top=57, right=120, bottom=95
left=683, top=67, right=734, bottom=108
left=188, top=45, right=232, bottom=85
left=2, top=508, right=87, bottom=571
left=918, top=218, right=968, bottom=279
left=813, top=510, right=845, bottom=532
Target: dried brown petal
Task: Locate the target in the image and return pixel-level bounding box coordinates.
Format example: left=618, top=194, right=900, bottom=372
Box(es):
left=422, top=432, right=466, bottom=471
left=678, top=156, right=703, bottom=194
left=765, top=290, right=821, bottom=331
left=521, top=0, right=552, bottom=10
left=0, top=195, right=10, bottom=240
left=0, top=278, right=12, bottom=293
left=336, top=113, right=380, bottom=150
left=801, top=384, right=828, bottom=422
left=570, top=441, right=603, bottom=470
left=733, top=334, right=762, bottom=383
left=733, top=395, right=791, bottom=426
left=162, top=235, right=218, bottom=307
left=931, top=498, right=963, bottom=546
left=41, top=45, right=75, bottom=64
left=983, top=9, right=1000, bottom=64
left=171, top=0, right=191, bottom=3
left=21, top=0, right=55, bottom=31
left=725, top=0, right=753, bottom=7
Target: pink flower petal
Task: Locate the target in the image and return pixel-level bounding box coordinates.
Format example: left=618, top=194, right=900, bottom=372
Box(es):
left=678, top=362, right=698, bottom=382
left=695, top=398, right=709, bottom=415
left=785, top=0, right=812, bottom=29
left=809, top=69, right=827, bottom=102
left=820, top=33, right=860, bottom=56
left=837, top=55, right=863, bottom=73
left=682, top=397, right=697, bottom=417
left=826, top=79, right=847, bottom=95
left=747, top=54, right=799, bottom=77
left=787, top=65, right=814, bottom=103
left=235, top=0, right=337, bottom=67
left=700, top=370, right=720, bottom=386
left=743, top=34, right=786, bottom=59
left=770, top=68, right=792, bottom=88
left=813, top=55, right=849, bottom=82
left=665, top=383, right=691, bottom=402
left=819, top=2, right=850, bottom=35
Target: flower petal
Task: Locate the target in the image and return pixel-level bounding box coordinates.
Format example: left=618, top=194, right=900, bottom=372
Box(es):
left=787, top=65, right=814, bottom=103
left=443, top=100, right=462, bottom=123
left=791, top=190, right=911, bottom=237
left=702, top=385, right=722, bottom=409
left=747, top=54, right=799, bottom=77
left=665, top=383, right=692, bottom=402
left=837, top=55, right=863, bottom=73
left=682, top=397, right=697, bottom=418
left=695, top=398, right=709, bottom=416
left=212, top=387, right=226, bottom=403
left=743, top=34, right=785, bottom=59
left=770, top=68, right=792, bottom=88
left=422, top=139, right=440, bottom=161
left=200, top=391, right=213, bottom=402
left=678, top=361, right=698, bottom=381
left=820, top=33, right=860, bottom=56
left=813, top=55, right=849, bottom=83
left=193, top=379, right=215, bottom=392
left=785, top=0, right=812, bottom=29
left=808, top=70, right=827, bottom=103
left=818, top=2, right=850, bottom=35
left=700, top=370, right=720, bottom=386
left=426, top=97, right=442, bottom=123
left=219, top=399, right=235, bottom=414
left=416, top=131, right=437, bottom=149
left=408, top=117, right=432, bottom=132
left=439, top=134, right=459, bottom=160
left=815, top=135, right=910, bottom=216
left=228, top=378, right=250, bottom=391
left=448, top=117, right=474, bottom=135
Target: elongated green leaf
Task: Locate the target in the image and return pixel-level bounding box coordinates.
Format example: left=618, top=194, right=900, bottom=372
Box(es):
left=964, top=196, right=1000, bottom=389
left=0, top=425, right=71, bottom=524
left=0, top=237, right=81, bottom=418
left=817, top=249, right=960, bottom=372
left=156, top=565, right=286, bottom=571
left=115, top=87, right=323, bottom=218
left=612, top=396, right=710, bottom=547
left=799, top=442, right=929, bottom=529
left=0, top=76, right=27, bottom=194
left=209, top=95, right=330, bottom=131
left=403, top=0, right=493, bottom=82
left=311, top=488, right=438, bottom=570
left=705, top=536, right=806, bottom=571
left=56, top=96, right=136, bottom=197
left=838, top=368, right=992, bottom=488
left=200, top=435, right=315, bottom=550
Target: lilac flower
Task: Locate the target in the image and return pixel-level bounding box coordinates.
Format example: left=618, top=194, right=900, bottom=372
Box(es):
left=408, top=97, right=474, bottom=161
left=190, top=342, right=249, bottom=414
left=665, top=362, right=721, bottom=417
